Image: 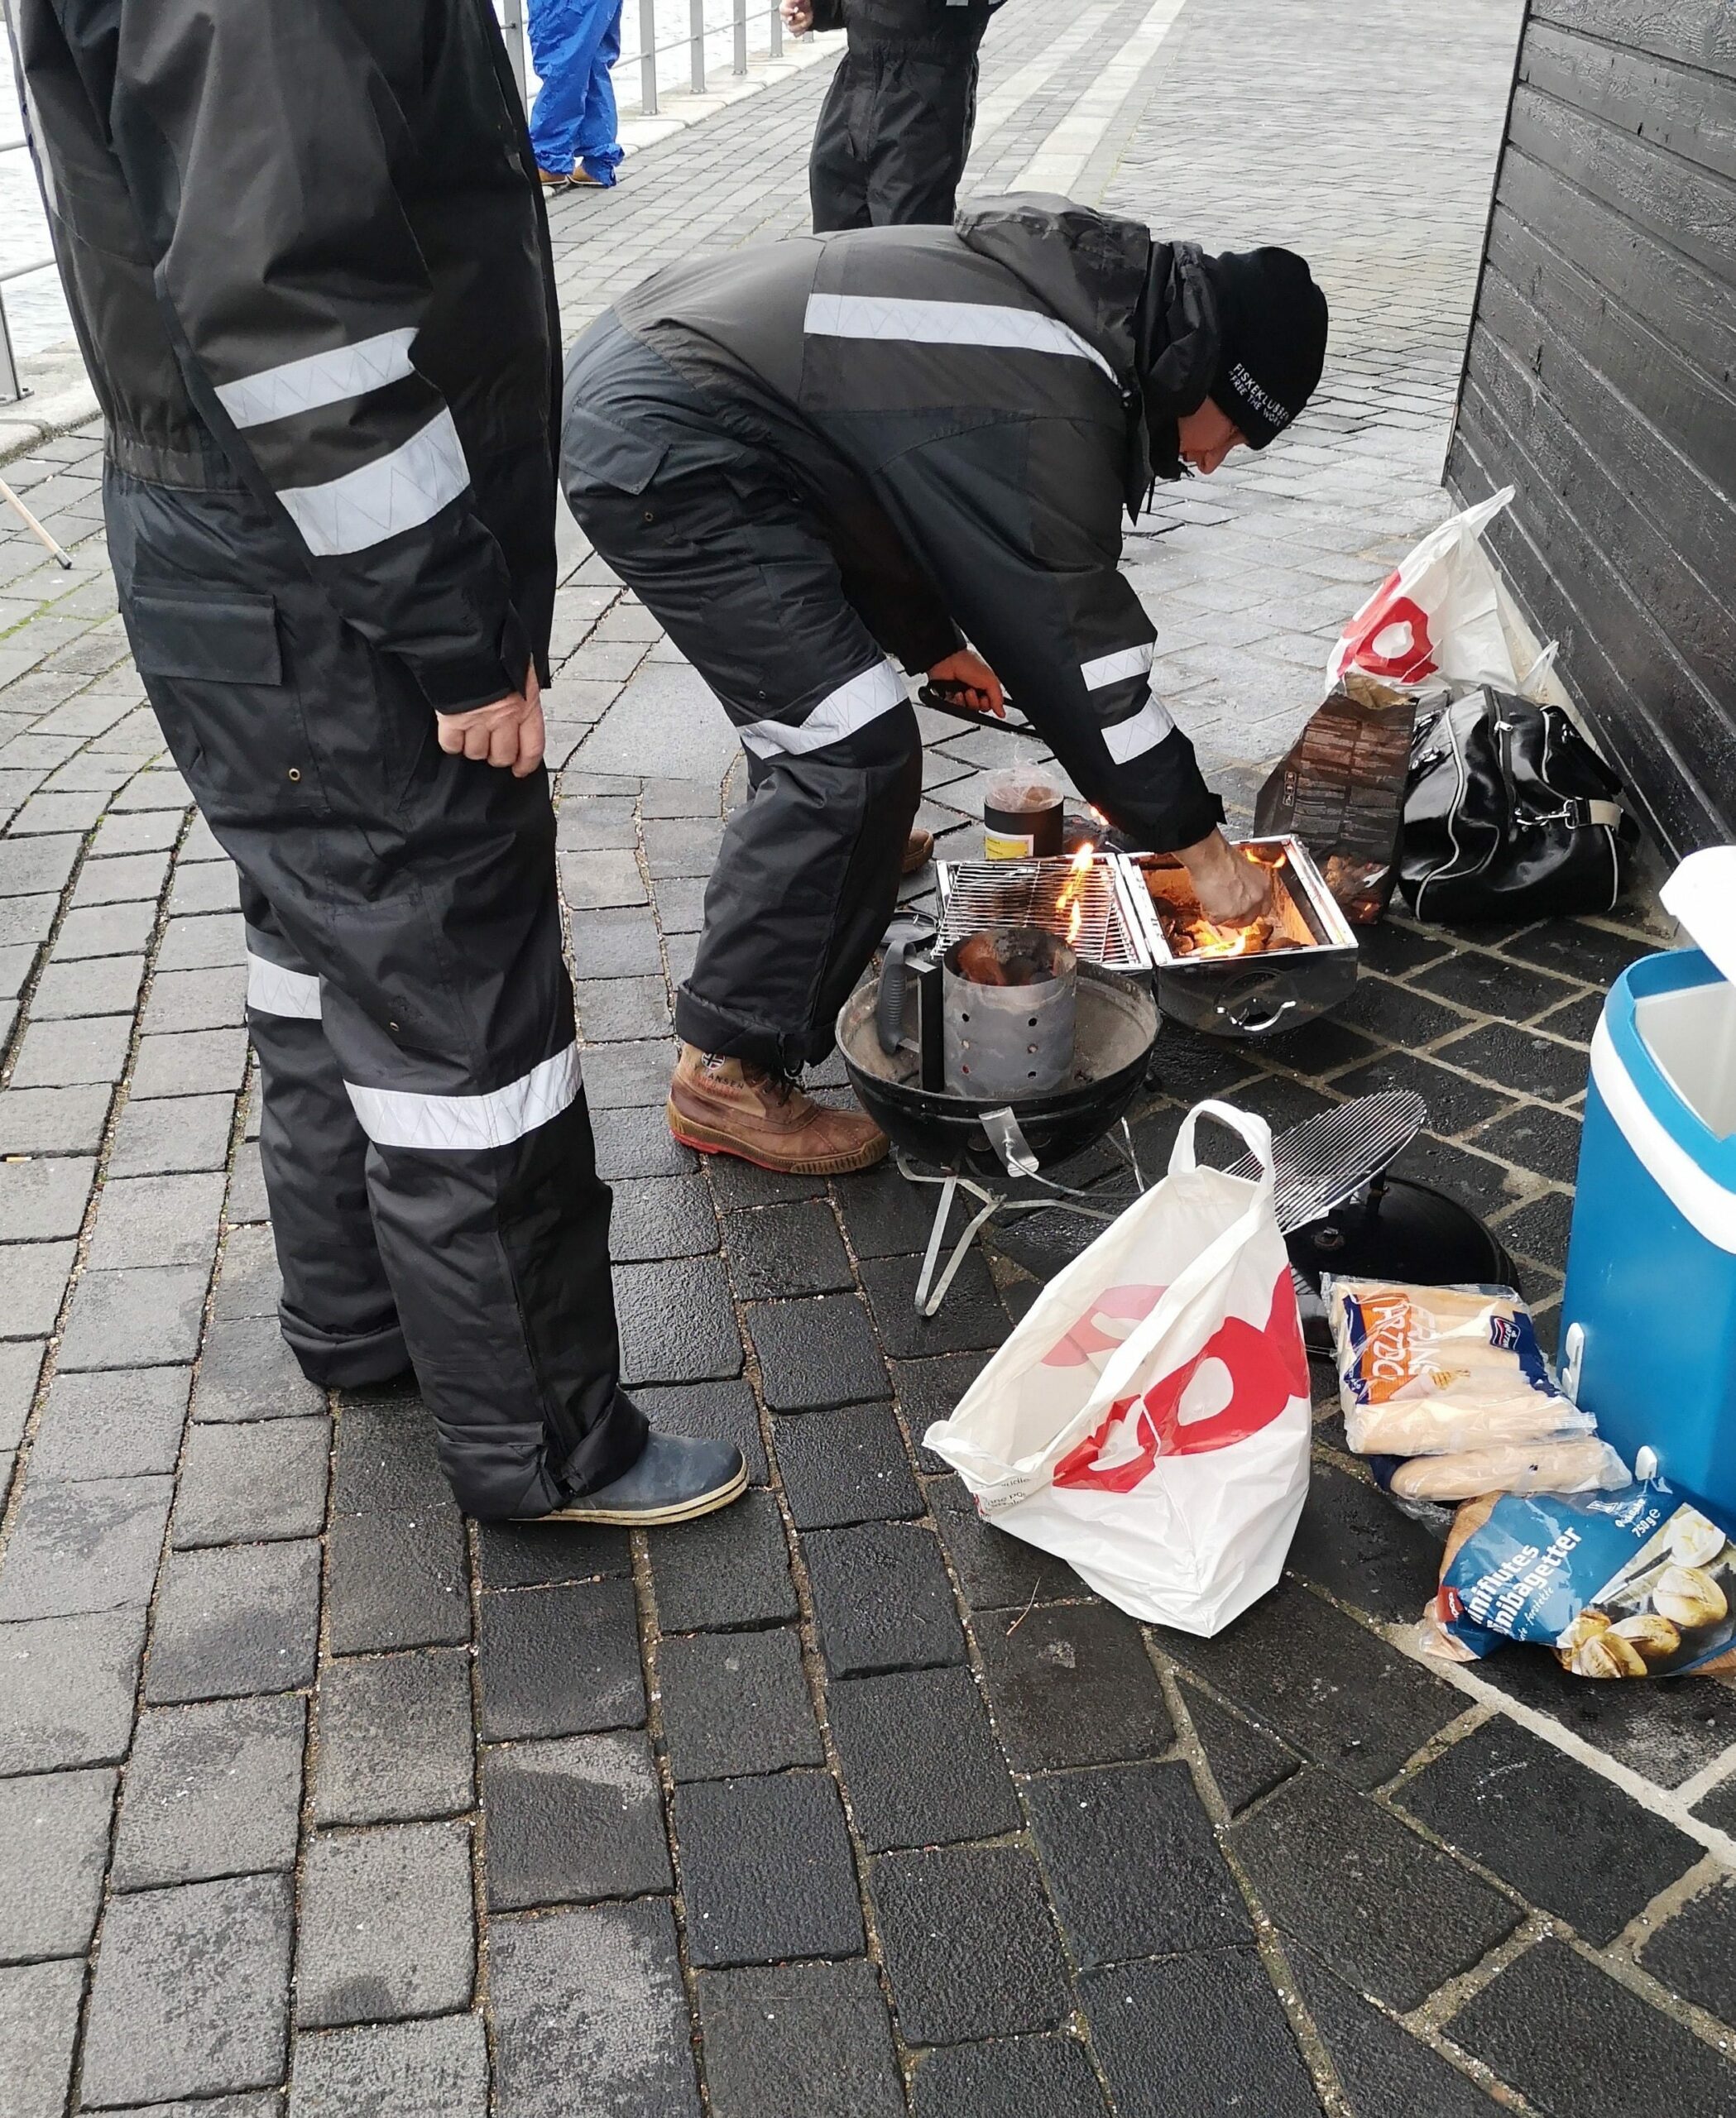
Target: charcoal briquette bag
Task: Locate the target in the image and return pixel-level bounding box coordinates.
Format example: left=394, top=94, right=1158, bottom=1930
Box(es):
left=1422, top=1481, right=1736, bottom=1680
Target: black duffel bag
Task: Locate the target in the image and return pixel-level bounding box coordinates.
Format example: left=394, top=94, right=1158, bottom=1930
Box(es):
left=1398, top=690, right=1636, bottom=922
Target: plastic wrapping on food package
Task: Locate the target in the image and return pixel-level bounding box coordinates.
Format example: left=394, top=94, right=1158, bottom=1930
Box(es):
left=1375, top=1438, right=1631, bottom=1506
left=1421, top=1482, right=1736, bottom=1678
left=1324, top=1277, right=1584, bottom=1456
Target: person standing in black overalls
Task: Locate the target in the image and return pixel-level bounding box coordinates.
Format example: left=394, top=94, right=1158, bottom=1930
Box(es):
left=786, top=0, right=1000, bottom=234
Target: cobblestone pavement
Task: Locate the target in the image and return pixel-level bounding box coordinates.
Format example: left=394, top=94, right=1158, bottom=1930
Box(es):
left=6, top=2, right=1736, bottom=2114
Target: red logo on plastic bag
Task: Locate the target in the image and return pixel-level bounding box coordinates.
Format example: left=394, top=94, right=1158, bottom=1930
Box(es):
left=1336, top=581, right=1436, bottom=683
left=1050, top=1269, right=1307, bottom=1491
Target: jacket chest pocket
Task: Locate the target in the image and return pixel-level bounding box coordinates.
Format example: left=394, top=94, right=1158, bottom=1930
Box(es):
left=125, top=588, right=322, bottom=825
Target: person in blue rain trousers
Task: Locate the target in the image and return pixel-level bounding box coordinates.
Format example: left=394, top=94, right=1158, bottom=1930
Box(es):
left=529, top=0, right=626, bottom=189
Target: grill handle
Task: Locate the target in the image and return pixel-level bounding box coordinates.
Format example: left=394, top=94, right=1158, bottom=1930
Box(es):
left=1223, top=990, right=1298, bottom=1035
left=981, top=1105, right=1040, bottom=1178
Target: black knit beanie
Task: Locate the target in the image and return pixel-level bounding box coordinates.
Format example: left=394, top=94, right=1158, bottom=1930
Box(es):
left=1204, top=247, right=1328, bottom=448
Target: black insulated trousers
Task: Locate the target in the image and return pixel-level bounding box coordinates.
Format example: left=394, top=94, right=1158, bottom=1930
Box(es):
left=105, top=468, right=646, bottom=1521
left=563, top=325, right=923, bottom=1075
left=810, top=4, right=986, bottom=232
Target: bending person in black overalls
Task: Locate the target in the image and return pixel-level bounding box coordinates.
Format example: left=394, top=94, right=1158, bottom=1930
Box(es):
left=13, top=0, right=743, bottom=1527
left=562, top=199, right=1328, bottom=1178
left=788, top=0, right=1000, bottom=233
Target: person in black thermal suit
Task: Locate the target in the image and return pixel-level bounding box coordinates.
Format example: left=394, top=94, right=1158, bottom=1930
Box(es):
left=9, top=0, right=745, bottom=1527
left=560, top=199, right=1329, bottom=1176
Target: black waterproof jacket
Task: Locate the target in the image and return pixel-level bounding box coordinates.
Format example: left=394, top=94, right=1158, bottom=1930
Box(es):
left=614, top=196, right=1226, bottom=850
left=6, top=0, right=560, bottom=715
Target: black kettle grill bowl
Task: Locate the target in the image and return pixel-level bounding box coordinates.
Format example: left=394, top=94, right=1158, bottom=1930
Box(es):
left=838, top=959, right=1158, bottom=1173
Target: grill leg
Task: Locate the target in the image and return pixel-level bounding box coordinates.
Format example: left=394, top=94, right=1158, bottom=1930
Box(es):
left=899, top=1159, right=1005, bottom=1318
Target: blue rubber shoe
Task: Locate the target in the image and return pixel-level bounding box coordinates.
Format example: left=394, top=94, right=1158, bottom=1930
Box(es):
left=534, top=1431, right=746, bottom=1526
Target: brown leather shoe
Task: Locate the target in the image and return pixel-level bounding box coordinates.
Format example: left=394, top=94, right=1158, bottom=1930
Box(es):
left=901, top=827, right=934, bottom=876
left=666, top=1043, right=889, bottom=1175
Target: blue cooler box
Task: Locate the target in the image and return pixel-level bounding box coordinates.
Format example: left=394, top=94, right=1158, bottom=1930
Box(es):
left=1562, top=852, right=1736, bottom=1518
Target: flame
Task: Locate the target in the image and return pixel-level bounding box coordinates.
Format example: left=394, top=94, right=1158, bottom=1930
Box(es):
left=1054, top=845, right=1095, bottom=949
left=1175, top=916, right=1267, bottom=958
left=1066, top=899, right=1084, bottom=946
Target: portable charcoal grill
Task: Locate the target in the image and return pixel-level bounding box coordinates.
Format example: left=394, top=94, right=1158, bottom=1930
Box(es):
left=936, top=854, right=1153, bottom=975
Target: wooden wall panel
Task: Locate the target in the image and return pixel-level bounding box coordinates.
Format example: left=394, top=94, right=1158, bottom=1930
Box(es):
left=1448, top=0, right=1736, bottom=860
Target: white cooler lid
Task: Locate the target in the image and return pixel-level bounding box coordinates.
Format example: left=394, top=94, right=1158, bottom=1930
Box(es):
left=1662, top=848, right=1736, bottom=986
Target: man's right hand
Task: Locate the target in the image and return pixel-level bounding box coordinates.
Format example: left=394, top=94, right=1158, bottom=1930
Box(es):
left=1176, top=827, right=1274, bottom=927
left=436, top=667, right=546, bottom=778
left=781, top=0, right=813, bottom=30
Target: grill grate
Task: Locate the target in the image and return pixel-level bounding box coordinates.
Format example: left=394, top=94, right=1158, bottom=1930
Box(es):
left=1220, top=1090, right=1428, bottom=1229
left=935, top=857, right=1153, bottom=975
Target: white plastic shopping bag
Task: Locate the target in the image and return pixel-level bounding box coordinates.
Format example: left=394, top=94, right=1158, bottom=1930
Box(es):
left=1326, top=486, right=1566, bottom=703
left=924, top=1101, right=1311, bottom=1635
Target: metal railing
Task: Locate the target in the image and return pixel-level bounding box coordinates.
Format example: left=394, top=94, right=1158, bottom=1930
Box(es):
left=497, top=0, right=794, bottom=126
left=0, top=133, right=55, bottom=407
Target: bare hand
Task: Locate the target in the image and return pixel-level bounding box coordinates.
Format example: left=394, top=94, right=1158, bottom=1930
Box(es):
left=780, top=0, right=813, bottom=29
left=436, top=668, right=545, bottom=778
left=1177, top=827, right=1273, bottom=927
left=928, top=648, right=1005, bottom=717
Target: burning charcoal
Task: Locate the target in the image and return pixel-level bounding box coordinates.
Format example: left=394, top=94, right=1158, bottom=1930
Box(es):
left=952, top=933, right=1009, bottom=986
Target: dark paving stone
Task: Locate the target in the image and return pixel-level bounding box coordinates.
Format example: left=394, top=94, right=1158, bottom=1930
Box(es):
left=929, top=1472, right=1086, bottom=1612
left=592, top=1103, right=698, bottom=1181
left=1640, top=1876, right=1736, bottom=2029
left=290, top=2014, right=488, bottom=2118
left=475, top=1517, right=630, bottom=1589
left=325, top=1508, right=469, bottom=1654
left=1497, top=1186, right=1575, bottom=1275
left=1155, top=1579, right=1461, bottom=1789
left=1473, top=1102, right=1584, bottom=1182
left=0, top=1083, right=112, bottom=1155
left=146, top=1539, right=321, bottom=1701
left=0, top=1957, right=84, bottom=2118
left=977, top=1602, right=1171, bottom=1771
left=1144, top=1022, right=1265, bottom=1104
left=635, top=1378, right=767, bottom=1484
left=857, top=1250, right=1011, bottom=1358
left=773, top=1404, right=922, bottom=1528
left=490, top=1899, right=701, bottom=2118
left=80, top=1873, right=292, bottom=2107
left=911, top=2034, right=1108, bottom=2118
left=88, top=1172, right=227, bottom=1270
left=804, top=1520, right=965, bottom=1675
left=1535, top=989, right=1604, bottom=1045
left=329, top=1397, right=450, bottom=1517
left=1231, top=1771, right=1521, bottom=2011
left=583, top=1037, right=677, bottom=1109
left=1259, top=1016, right=1383, bottom=1078
left=614, top=1256, right=742, bottom=1385
left=1081, top=1951, right=1319, bottom=2118
left=0, top=1234, right=75, bottom=1337
left=650, top=1488, right=796, bottom=1632
left=1332, top=970, right=1468, bottom=1046
left=31, top=950, right=147, bottom=1022
left=1203, top=1070, right=1338, bottom=1142
left=0, top=1152, right=94, bottom=1238
left=575, top=975, right=670, bottom=1043
left=1501, top=919, right=1652, bottom=987
left=1353, top=921, right=1454, bottom=978
left=1026, top=1759, right=1249, bottom=1966
left=675, top=1771, right=863, bottom=1967
left=1475, top=1645, right=1736, bottom=1790
left=209, top=1223, right=281, bottom=1319
left=656, top=1627, right=822, bottom=1781
left=747, top=1294, right=889, bottom=1411
left=706, top=1155, right=824, bottom=1207
left=830, top=1665, right=1019, bottom=1852
left=642, top=816, right=723, bottom=875
left=107, top=1092, right=235, bottom=1177
left=698, top=1961, right=904, bottom=2118
left=313, top=1648, right=474, bottom=1826
left=1284, top=1459, right=1442, bottom=1622
left=832, top=1162, right=949, bottom=1260
left=890, top=1353, right=990, bottom=1473
left=609, top=1174, right=717, bottom=1261
left=1451, top=1936, right=1736, bottom=2118
left=1288, top=1943, right=1506, bottom=2115
left=0, top=1605, right=146, bottom=1773
left=477, top=1579, right=644, bottom=1740
left=1331, top=1051, right=1510, bottom=1137
left=174, top=1418, right=328, bottom=1546
left=0, top=1469, right=174, bottom=1623
left=295, top=1819, right=474, bottom=2026
left=113, top=1695, right=305, bottom=1890
left=143, top=965, right=249, bottom=1033
left=872, top=1846, right=1070, bottom=2046
left=1435, top=1022, right=1589, bottom=1105
left=1694, top=1771, right=1736, bottom=1833
left=130, top=1028, right=247, bottom=1101
left=482, top=1728, right=669, bottom=1913
left=58, top=1264, right=209, bottom=1370
left=1179, top=1684, right=1302, bottom=1817
left=724, top=1200, right=853, bottom=1299
left=1398, top=1719, right=1701, bottom=1946
left=191, top=1315, right=325, bottom=1422
left=30, top=1366, right=190, bottom=1481
left=0, top=1763, right=114, bottom=1959
left=564, top=906, right=664, bottom=979
left=1412, top=949, right=1582, bottom=1023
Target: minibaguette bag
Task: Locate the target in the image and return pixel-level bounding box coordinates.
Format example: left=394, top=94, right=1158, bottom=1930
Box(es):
left=924, top=1102, right=1311, bottom=1635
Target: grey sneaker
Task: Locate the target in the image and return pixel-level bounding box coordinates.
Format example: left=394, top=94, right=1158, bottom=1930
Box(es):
left=531, top=1432, right=746, bottom=1526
